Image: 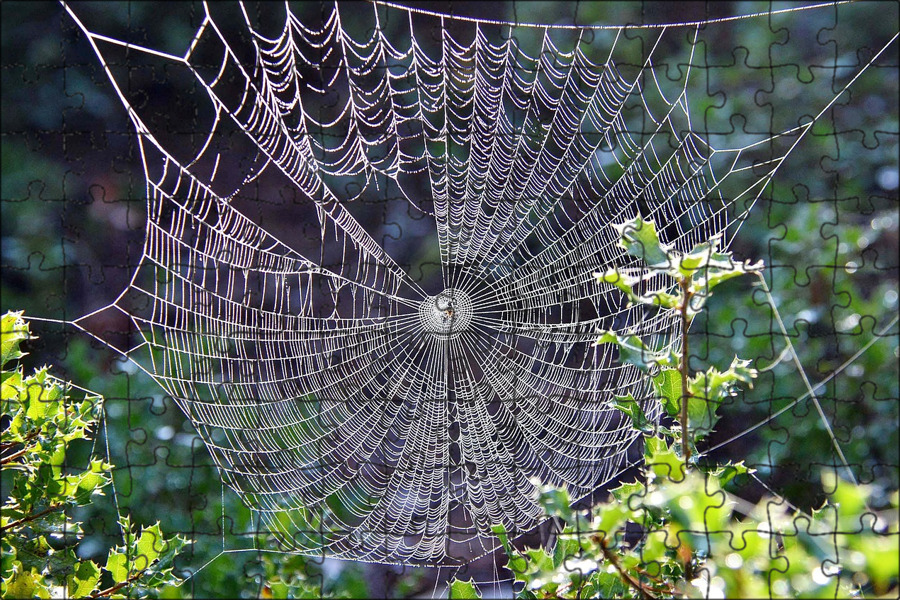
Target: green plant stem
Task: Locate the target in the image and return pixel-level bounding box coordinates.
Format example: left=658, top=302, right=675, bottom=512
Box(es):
left=679, top=277, right=692, bottom=467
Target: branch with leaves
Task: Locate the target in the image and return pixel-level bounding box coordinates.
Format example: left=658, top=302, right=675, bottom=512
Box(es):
left=1, top=311, right=190, bottom=599
left=450, top=218, right=898, bottom=600
left=595, top=216, right=762, bottom=464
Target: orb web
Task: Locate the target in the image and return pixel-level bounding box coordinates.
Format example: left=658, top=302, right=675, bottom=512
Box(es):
left=58, top=1, right=896, bottom=565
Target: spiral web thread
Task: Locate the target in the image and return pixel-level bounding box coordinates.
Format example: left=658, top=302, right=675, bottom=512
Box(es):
left=59, top=1, right=896, bottom=566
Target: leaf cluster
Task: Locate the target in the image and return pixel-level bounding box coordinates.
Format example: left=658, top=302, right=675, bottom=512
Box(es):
left=494, top=468, right=898, bottom=599
left=1, top=311, right=190, bottom=599
left=453, top=219, right=899, bottom=599
left=597, top=216, right=762, bottom=317
left=596, top=216, right=762, bottom=459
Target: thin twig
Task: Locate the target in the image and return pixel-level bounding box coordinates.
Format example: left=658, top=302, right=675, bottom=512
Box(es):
left=91, top=569, right=147, bottom=598
left=599, top=538, right=657, bottom=599
left=0, top=503, right=65, bottom=533
left=1, top=447, right=31, bottom=466
left=0, top=431, right=41, bottom=465
left=679, top=277, right=692, bottom=466
left=1, top=445, right=35, bottom=466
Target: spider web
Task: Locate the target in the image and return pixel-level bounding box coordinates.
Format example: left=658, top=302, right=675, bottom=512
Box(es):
left=55, top=1, right=897, bottom=567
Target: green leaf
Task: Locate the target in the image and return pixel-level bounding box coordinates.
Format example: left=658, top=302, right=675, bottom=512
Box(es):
left=67, top=559, right=101, bottom=598
left=610, top=480, right=646, bottom=506
left=62, top=460, right=111, bottom=505
left=652, top=368, right=682, bottom=418
left=152, top=530, right=191, bottom=575
left=695, top=260, right=764, bottom=293
left=644, top=435, right=684, bottom=482
left=1, top=311, right=30, bottom=368
left=587, top=571, right=628, bottom=598
left=2, top=369, right=23, bottom=404
left=685, top=394, right=722, bottom=444
left=687, top=357, right=757, bottom=442
left=595, top=331, right=674, bottom=373
left=594, top=502, right=630, bottom=543
left=449, top=578, right=481, bottom=599
left=1, top=539, right=16, bottom=580
left=5, top=566, right=41, bottom=599
left=492, top=524, right=527, bottom=575
left=524, top=547, right=555, bottom=573
left=106, top=550, right=130, bottom=584
left=611, top=394, right=654, bottom=433
left=536, top=486, right=573, bottom=521
left=678, top=237, right=731, bottom=274
left=596, top=269, right=640, bottom=294
left=134, top=523, right=165, bottom=569
left=708, top=461, right=752, bottom=487
left=636, top=288, right=681, bottom=309
left=613, top=217, right=671, bottom=268
left=677, top=240, right=716, bottom=272
left=693, top=267, right=744, bottom=292
left=553, top=533, right=580, bottom=569
left=2, top=313, right=187, bottom=599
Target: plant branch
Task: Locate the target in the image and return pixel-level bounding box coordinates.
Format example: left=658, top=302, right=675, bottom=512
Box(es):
left=1, top=431, right=41, bottom=465
left=0, top=502, right=65, bottom=533
left=679, top=277, right=692, bottom=466
left=600, top=537, right=657, bottom=599
left=91, top=569, right=147, bottom=598
left=2, top=445, right=34, bottom=466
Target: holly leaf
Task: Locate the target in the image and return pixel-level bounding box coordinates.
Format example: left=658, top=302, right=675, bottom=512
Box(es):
left=644, top=435, right=684, bottom=482
left=524, top=547, right=555, bottom=573
left=687, top=358, right=757, bottom=441
left=613, top=217, right=671, bottom=268
left=708, top=461, right=752, bottom=487
left=105, top=550, right=130, bottom=584
left=611, top=394, right=654, bottom=433
left=596, top=269, right=640, bottom=295
left=62, top=460, right=111, bottom=505
left=635, top=288, right=681, bottom=309
left=537, top=485, right=573, bottom=521
left=450, top=578, right=481, bottom=600
left=652, top=368, right=682, bottom=417
left=5, top=566, right=45, bottom=599
left=1, top=311, right=30, bottom=368
left=553, top=533, right=580, bottom=569
left=492, top=524, right=527, bottom=575
left=134, top=524, right=165, bottom=569
left=595, top=331, right=675, bottom=373
left=586, top=571, right=628, bottom=598
left=67, top=559, right=101, bottom=598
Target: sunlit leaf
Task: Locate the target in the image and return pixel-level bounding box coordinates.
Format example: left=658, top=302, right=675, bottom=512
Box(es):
left=613, top=217, right=671, bottom=268
left=67, top=560, right=100, bottom=598
left=1, top=311, right=29, bottom=368
left=612, top=394, right=654, bottom=433
left=652, top=368, right=682, bottom=418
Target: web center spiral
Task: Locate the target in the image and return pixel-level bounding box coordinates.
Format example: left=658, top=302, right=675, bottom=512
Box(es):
left=418, top=289, right=473, bottom=339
